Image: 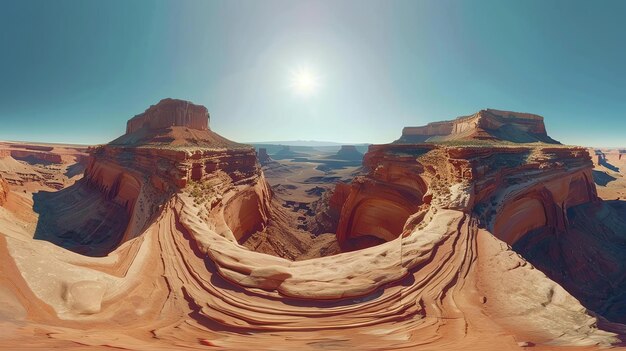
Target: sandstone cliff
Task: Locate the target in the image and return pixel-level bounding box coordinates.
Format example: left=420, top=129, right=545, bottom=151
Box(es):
left=0, top=104, right=623, bottom=350
left=0, top=174, right=8, bottom=206
left=398, top=109, right=560, bottom=144
left=8, top=149, right=63, bottom=164
left=112, top=98, right=245, bottom=149
left=126, top=98, right=209, bottom=133
left=74, top=99, right=263, bottom=254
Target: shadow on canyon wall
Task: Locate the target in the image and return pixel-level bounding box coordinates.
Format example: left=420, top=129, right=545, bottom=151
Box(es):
left=12, top=154, right=57, bottom=166
left=32, top=180, right=130, bottom=257
left=64, top=162, right=86, bottom=178
left=512, top=199, right=626, bottom=324
left=600, top=158, right=620, bottom=173
left=592, top=170, right=617, bottom=186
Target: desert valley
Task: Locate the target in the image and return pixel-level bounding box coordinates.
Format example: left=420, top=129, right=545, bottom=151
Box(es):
left=0, top=98, right=625, bottom=350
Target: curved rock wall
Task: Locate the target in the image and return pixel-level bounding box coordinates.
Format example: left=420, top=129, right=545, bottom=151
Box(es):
left=494, top=197, right=548, bottom=245
left=464, top=146, right=597, bottom=245
left=82, top=142, right=261, bottom=251
left=223, top=179, right=272, bottom=242
left=490, top=168, right=596, bottom=246
left=335, top=145, right=436, bottom=249
left=83, top=157, right=146, bottom=245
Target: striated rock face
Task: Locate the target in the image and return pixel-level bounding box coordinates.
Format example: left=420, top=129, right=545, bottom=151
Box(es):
left=8, top=149, right=63, bottom=164
left=0, top=174, right=8, bottom=206
left=87, top=145, right=259, bottom=190
left=77, top=100, right=263, bottom=253
left=1, top=105, right=624, bottom=350
left=332, top=144, right=597, bottom=248
left=126, top=98, right=209, bottom=134
left=398, top=109, right=559, bottom=144
left=449, top=146, right=598, bottom=242
left=84, top=142, right=266, bottom=247
left=334, top=145, right=435, bottom=249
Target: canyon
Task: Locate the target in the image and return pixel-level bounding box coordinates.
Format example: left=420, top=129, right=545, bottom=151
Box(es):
left=0, top=101, right=624, bottom=350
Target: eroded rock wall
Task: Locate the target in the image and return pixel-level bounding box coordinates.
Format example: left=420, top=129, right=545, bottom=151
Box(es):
left=126, top=98, right=209, bottom=134
left=83, top=143, right=262, bottom=248
left=399, top=109, right=558, bottom=143
left=461, top=147, right=597, bottom=244
left=0, top=174, right=8, bottom=206
left=9, top=150, right=63, bottom=164
left=335, top=145, right=436, bottom=249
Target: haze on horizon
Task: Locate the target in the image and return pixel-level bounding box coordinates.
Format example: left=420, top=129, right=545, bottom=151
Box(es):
left=0, top=0, right=624, bottom=148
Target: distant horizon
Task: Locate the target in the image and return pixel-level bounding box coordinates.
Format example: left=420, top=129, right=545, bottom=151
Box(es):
left=1, top=0, right=625, bottom=147
left=0, top=136, right=624, bottom=150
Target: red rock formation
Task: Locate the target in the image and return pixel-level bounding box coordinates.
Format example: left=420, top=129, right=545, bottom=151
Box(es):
left=402, top=121, right=454, bottom=140
left=126, top=98, right=209, bottom=134
left=334, top=144, right=434, bottom=249
left=399, top=109, right=559, bottom=144
left=61, top=99, right=262, bottom=254
left=0, top=175, right=8, bottom=206
left=8, top=149, right=63, bottom=164
left=9, top=144, right=54, bottom=152
left=0, top=105, right=624, bottom=350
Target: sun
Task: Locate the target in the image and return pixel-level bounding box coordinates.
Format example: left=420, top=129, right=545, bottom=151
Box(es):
left=289, top=66, right=320, bottom=97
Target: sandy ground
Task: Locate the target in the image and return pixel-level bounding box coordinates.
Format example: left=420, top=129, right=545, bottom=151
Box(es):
left=263, top=159, right=359, bottom=203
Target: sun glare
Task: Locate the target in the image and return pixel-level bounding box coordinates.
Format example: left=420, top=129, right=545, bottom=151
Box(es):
left=289, top=66, right=320, bottom=97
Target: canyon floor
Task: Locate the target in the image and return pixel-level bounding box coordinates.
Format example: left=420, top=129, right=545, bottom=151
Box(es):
left=0, top=105, right=625, bottom=350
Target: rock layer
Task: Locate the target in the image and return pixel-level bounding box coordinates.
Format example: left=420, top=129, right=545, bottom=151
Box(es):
left=0, top=104, right=624, bottom=350
left=0, top=175, right=8, bottom=206
left=0, top=142, right=89, bottom=190
left=398, top=109, right=560, bottom=144
left=126, top=98, right=209, bottom=134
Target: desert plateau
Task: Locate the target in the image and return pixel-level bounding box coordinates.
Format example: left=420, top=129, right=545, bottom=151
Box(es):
left=1, top=1, right=625, bottom=350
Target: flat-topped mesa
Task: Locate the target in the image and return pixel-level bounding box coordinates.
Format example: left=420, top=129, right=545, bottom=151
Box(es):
left=89, top=99, right=259, bottom=195
left=110, top=99, right=247, bottom=149
left=398, top=108, right=560, bottom=144
left=73, top=99, right=264, bottom=255
left=332, top=145, right=364, bottom=161
left=126, top=98, right=209, bottom=134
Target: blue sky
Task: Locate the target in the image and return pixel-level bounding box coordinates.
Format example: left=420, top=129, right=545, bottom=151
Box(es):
left=0, top=0, right=624, bottom=147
